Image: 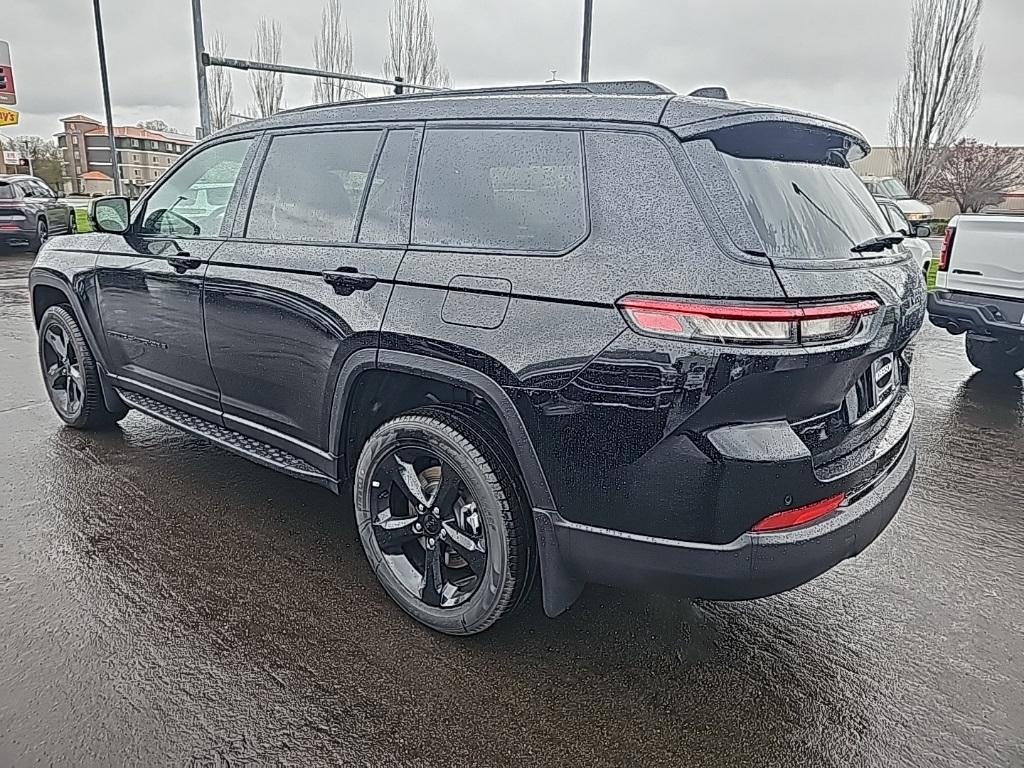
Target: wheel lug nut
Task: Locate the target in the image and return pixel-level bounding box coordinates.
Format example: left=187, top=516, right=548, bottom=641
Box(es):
left=418, top=504, right=424, bottom=511
left=413, top=523, right=422, bottom=533
left=427, top=537, right=436, bottom=547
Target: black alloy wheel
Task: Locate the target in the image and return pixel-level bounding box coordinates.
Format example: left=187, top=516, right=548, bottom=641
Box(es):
left=354, top=407, right=533, bottom=635
left=37, top=305, right=128, bottom=429
left=370, top=448, right=487, bottom=608
left=41, top=319, right=85, bottom=420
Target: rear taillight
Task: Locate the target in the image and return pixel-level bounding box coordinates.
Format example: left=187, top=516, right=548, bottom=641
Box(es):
left=618, top=297, right=879, bottom=346
left=938, top=226, right=956, bottom=271
left=751, top=493, right=846, bottom=533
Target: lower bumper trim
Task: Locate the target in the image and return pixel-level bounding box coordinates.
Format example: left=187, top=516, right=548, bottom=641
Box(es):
left=534, top=439, right=915, bottom=611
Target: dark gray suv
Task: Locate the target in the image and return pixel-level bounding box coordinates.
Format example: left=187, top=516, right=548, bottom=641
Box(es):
left=0, top=174, right=75, bottom=251
left=29, top=82, right=925, bottom=635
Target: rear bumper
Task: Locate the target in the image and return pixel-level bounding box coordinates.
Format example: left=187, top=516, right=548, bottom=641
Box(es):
left=536, top=438, right=913, bottom=603
left=0, top=229, right=33, bottom=247
left=928, top=289, right=1024, bottom=339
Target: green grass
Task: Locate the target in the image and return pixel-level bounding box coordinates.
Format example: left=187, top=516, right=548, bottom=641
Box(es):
left=74, top=208, right=92, bottom=233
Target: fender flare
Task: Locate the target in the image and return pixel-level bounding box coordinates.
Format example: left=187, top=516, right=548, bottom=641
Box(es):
left=331, top=349, right=555, bottom=511
left=29, top=269, right=124, bottom=413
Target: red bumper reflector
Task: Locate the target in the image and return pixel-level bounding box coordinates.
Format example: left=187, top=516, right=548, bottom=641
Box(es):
left=751, top=493, right=846, bottom=533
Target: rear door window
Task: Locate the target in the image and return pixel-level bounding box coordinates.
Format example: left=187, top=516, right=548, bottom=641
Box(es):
left=413, top=128, right=586, bottom=252
left=683, top=123, right=892, bottom=261
left=247, top=130, right=381, bottom=243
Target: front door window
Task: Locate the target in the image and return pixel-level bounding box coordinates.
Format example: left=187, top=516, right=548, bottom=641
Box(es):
left=138, top=139, right=253, bottom=237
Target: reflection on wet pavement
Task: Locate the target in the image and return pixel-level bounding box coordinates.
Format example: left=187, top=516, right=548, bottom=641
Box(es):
left=1, top=251, right=1021, bottom=766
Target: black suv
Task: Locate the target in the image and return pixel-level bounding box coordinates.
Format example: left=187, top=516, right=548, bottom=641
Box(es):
left=0, top=174, right=75, bottom=251
left=29, top=82, right=923, bottom=634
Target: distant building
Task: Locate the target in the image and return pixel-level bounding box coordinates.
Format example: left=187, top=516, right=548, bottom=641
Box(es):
left=851, top=147, right=897, bottom=179
left=55, top=115, right=196, bottom=196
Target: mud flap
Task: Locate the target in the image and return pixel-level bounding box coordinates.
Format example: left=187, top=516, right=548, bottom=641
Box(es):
left=532, top=508, right=586, bottom=617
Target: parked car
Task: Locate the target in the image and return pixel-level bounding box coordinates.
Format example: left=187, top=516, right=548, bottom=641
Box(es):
left=875, top=195, right=933, bottom=273
left=861, top=175, right=933, bottom=222
left=29, top=82, right=924, bottom=635
left=928, top=213, right=1024, bottom=375
left=0, top=174, right=75, bottom=251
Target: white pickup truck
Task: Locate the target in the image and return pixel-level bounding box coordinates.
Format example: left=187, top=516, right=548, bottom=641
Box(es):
left=928, top=213, right=1024, bottom=375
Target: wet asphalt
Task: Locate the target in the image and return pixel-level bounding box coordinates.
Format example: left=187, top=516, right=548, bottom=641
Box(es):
left=1, top=251, right=1022, bottom=767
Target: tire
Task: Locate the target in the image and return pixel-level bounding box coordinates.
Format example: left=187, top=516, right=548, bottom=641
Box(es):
left=965, top=333, right=1024, bottom=376
left=354, top=405, right=533, bottom=635
left=30, top=219, right=48, bottom=252
left=38, top=305, right=128, bottom=429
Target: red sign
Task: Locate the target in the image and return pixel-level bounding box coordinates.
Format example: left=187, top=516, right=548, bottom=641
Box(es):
left=0, top=41, right=16, bottom=106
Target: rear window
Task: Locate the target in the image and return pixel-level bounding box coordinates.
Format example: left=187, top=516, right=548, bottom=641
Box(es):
left=0, top=183, right=16, bottom=200
left=690, top=123, right=892, bottom=261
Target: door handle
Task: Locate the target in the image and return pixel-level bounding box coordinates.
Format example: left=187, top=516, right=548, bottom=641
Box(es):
left=323, top=267, right=378, bottom=296
left=167, top=254, right=201, bottom=273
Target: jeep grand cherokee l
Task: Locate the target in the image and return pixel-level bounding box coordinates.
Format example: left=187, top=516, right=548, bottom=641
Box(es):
left=1, top=174, right=75, bottom=251
left=29, top=82, right=924, bottom=635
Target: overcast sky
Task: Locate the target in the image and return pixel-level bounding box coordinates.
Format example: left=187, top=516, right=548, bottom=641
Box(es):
left=4, top=0, right=1023, bottom=145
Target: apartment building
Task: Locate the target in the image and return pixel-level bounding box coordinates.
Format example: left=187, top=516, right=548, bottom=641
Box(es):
left=56, top=115, right=196, bottom=195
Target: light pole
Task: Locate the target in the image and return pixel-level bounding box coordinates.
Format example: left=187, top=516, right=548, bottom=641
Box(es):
left=580, top=0, right=594, bottom=83
left=22, top=138, right=33, bottom=176
left=92, top=0, right=122, bottom=196
left=191, top=0, right=212, bottom=138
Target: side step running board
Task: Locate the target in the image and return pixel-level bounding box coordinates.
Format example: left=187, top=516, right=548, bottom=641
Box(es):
left=116, top=390, right=336, bottom=490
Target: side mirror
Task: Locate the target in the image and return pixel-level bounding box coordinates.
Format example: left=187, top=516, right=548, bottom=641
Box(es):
left=89, top=196, right=130, bottom=234
left=914, top=223, right=931, bottom=238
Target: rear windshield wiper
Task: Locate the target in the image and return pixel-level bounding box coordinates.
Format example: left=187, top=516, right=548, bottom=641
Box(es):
left=850, top=233, right=904, bottom=253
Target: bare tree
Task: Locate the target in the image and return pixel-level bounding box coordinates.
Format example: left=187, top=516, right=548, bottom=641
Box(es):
left=929, top=139, right=1024, bottom=213
left=249, top=18, right=284, bottom=118
left=136, top=119, right=180, bottom=134
left=382, top=0, right=450, bottom=91
left=312, top=0, right=362, bottom=103
left=207, top=32, right=234, bottom=132
left=888, top=0, right=984, bottom=197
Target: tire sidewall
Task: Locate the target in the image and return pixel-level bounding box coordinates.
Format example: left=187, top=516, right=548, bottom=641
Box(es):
left=38, top=306, right=89, bottom=428
left=354, top=417, right=515, bottom=635
left=33, top=219, right=48, bottom=251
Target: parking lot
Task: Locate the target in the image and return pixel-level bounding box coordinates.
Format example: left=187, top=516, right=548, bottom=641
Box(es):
left=1, top=250, right=1021, bottom=767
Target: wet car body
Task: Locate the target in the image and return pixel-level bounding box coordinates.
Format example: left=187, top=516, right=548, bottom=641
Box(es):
left=29, top=81, right=925, bottom=623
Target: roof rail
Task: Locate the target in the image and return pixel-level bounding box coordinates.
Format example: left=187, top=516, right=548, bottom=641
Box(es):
left=278, top=80, right=674, bottom=116
left=404, top=80, right=674, bottom=98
